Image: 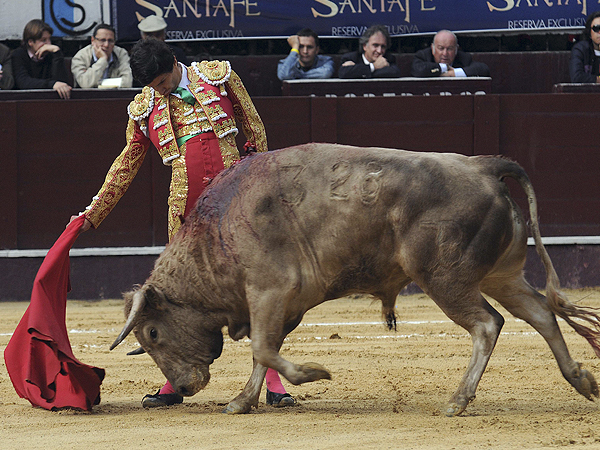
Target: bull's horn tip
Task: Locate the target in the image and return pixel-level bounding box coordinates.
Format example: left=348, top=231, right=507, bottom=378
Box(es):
left=127, top=346, right=146, bottom=356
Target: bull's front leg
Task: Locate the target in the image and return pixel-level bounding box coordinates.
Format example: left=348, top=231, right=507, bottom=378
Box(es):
left=223, top=358, right=267, bottom=414
left=246, top=285, right=332, bottom=388
left=250, top=325, right=331, bottom=386
left=256, top=347, right=332, bottom=385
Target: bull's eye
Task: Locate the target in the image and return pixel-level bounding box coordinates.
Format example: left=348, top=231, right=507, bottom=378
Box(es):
left=149, top=328, right=158, bottom=341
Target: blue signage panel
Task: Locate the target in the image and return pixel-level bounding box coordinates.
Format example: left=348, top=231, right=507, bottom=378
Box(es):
left=114, top=0, right=593, bottom=42
left=43, top=0, right=104, bottom=37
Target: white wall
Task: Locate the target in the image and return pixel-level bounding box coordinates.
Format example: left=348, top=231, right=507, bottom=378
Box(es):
left=0, top=0, right=111, bottom=41
left=0, top=0, right=42, bottom=40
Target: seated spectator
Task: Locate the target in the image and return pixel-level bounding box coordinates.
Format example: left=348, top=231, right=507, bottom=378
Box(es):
left=0, top=42, right=14, bottom=90
left=138, top=15, right=189, bottom=65
left=338, top=24, right=401, bottom=79
left=71, top=24, right=133, bottom=88
left=11, top=19, right=71, bottom=99
left=277, top=28, right=334, bottom=80
left=569, top=11, right=600, bottom=83
left=411, top=30, right=490, bottom=78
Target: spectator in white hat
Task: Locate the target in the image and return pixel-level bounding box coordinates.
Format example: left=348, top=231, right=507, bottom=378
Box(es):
left=138, top=15, right=189, bottom=65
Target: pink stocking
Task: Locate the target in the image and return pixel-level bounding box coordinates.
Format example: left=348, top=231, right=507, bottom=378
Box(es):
left=265, top=368, right=287, bottom=394
left=158, top=380, right=175, bottom=395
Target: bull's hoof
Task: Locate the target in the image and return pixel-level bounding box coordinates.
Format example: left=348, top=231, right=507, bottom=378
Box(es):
left=444, top=394, right=474, bottom=417
left=572, top=369, right=599, bottom=401
left=223, top=399, right=253, bottom=414
left=444, top=403, right=465, bottom=417
left=298, top=362, right=331, bottom=384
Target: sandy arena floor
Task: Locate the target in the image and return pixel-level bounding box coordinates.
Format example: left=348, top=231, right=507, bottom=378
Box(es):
left=1, top=289, right=600, bottom=449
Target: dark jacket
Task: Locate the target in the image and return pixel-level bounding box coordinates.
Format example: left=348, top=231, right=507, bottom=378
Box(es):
left=411, top=48, right=490, bottom=77
left=0, top=43, right=14, bottom=90
left=338, top=51, right=401, bottom=79
left=569, top=40, right=599, bottom=83
left=170, top=44, right=189, bottom=66
left=11, top=46, right=70, bottom=90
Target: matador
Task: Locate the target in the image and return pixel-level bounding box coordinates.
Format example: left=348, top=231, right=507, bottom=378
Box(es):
left=83, top=58, right=266, bottom=238
left=73, top=38, right=295, bottom=409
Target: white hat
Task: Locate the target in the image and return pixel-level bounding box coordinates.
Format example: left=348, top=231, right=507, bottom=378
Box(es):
left=138, top=15, right=167, bottom=33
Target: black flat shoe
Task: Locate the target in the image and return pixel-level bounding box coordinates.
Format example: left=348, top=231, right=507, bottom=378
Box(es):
left=266, top=389, right=296, bottom=407
left=141, top=390, right=184, bottom=408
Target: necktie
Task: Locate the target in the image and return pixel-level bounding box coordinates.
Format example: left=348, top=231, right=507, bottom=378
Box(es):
left=173, top=86, right=196, bottom=105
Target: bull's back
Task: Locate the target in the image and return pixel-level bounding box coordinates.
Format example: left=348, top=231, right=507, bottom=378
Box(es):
left=191, top=144, right=520, bottom=292
left=234, top=143, right=511, bottom=228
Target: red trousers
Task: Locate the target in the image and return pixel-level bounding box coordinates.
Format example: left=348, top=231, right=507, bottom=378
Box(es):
left=182, top=133, right=224, bottom=217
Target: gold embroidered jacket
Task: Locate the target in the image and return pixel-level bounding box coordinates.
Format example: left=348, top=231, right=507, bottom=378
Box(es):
left=83, top=60, right=267, bottom=231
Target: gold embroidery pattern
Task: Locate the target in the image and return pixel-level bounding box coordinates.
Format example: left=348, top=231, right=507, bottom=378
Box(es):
left=153, top=109, right=168, bottom=130
left=84, top=119, right=150, bottom=228
left=226, top=70, right=268, bottom=153
left=158, top=128, right=174, bottom=145
left=127, top=86, right=154, bottom=120
left=212, top=117, right=237, bottom=139
left=170, top=96, right=212, bottom=143
left=193, top=60, right=231, bottom=85
left=153, top=94, right=180, bottom=165
left=205, top=104, right=226, bottom=121
left=221, top=133, right=240, bottom=168
left=167, top=144, right=189, bottom=239
left=187, top=66, right=201, bottom=84
left=198, top=90, right=220, bottom=105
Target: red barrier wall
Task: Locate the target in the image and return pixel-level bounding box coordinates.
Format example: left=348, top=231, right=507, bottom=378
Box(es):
left=1, top=89, right=599, bottom=299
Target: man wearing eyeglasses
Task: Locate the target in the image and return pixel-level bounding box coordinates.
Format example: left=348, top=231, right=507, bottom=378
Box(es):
left=411, top=30, right=490, bottom=78
left=71, top=23, right=133, bottom=88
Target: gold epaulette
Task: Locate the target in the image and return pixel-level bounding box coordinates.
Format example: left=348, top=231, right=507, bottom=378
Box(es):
left=190, top=60, right=232, bottom=86
left=127, top=86, right=155, bottom=121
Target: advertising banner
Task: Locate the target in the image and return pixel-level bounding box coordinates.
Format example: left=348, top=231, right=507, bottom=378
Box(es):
left=41, top=0, right=108, bottom=38
left=113, top=0, right=593, bottom=41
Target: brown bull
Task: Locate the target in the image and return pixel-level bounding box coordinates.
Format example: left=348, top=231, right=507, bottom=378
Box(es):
left=111, top=143, right=600, bottom=416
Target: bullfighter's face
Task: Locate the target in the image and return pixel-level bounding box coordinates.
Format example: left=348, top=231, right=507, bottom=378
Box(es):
left=147, top=60, right=182, bottom=97
left=124, top=286, right=224, bottom=397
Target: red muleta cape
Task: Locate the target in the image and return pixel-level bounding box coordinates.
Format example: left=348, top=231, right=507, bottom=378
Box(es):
left=4, top=215, right=105, bottom=411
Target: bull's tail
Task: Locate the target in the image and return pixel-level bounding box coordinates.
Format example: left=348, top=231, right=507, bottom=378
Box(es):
left=496, top=158, right=600, bottom=358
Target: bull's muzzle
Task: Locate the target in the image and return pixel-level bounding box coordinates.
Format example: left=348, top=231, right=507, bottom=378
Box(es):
left=173, top=367, right=210, bottom=397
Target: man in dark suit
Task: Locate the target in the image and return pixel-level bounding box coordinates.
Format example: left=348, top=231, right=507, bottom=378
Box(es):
left=338, top=24, right=401, bottom=79
left=411, top=30, right=490, bottom=78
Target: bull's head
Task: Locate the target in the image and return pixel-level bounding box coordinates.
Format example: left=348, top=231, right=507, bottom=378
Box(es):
left=110, top=284, right=224, bottom=397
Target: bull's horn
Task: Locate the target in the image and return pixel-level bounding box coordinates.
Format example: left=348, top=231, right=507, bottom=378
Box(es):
left=110, top=289, right=146, bottom=350
left=127, top=346, right=146, bottom=356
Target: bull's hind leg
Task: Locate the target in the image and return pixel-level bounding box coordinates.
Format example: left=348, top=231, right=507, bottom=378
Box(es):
left=481, top=275, right=599, bottom=401
left=223, top=359, right=268, bottom=414
left=425, top=286, right=505, bottom=416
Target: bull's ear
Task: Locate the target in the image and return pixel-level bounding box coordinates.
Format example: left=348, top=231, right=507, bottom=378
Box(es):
left=144, top=285, right=168, bottom=310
